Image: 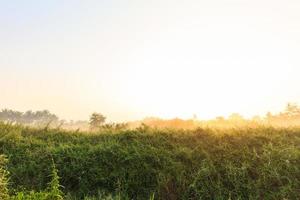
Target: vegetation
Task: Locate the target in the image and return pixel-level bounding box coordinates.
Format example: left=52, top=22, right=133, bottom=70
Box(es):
left=0, top=109, right=59, bottom=126
left=2, top=103, right=300, bottom=131
left=89, top=113, right=106, bottom=130
left=0, top=155, right=9, bottom=200
left=0, top=122, right=299, bottom=199
left=1, top=155, right=64, bottom=200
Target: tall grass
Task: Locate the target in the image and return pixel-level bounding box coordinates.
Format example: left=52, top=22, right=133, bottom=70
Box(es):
left=0, top=122, right=299, bottom=199
left=0, top=155, right=9, bottom=200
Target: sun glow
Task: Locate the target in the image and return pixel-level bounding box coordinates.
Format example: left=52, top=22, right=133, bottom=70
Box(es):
left=115, top=61, right=293, bottom=120
left=0, top=1, right=299, bottom=121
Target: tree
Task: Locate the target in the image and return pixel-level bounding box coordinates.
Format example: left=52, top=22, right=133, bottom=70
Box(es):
left=228, top=113, right=244, bottom=121
left=0, top=109, right=22, bottom=123
left=0, top=109, right=59, bottom=125
left=33, top=110, right=59, bottom=125
left=284, top=103, right=300, bottom=118
left=252, top=115, right=261, bottom=122
left=89, top=113, right=106, bottom=130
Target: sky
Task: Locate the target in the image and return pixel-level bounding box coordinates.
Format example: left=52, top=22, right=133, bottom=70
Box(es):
left=0, top=0, right=300, bottom=122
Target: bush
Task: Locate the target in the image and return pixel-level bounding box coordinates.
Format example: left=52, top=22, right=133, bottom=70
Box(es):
left=0, top=123, right=299, bottom=199
left=9, top=158, right=64, bottom=200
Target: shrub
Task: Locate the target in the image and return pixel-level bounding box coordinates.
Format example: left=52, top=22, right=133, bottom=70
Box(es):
left=10, top=159, right=64, bottom=200
left=0, top=123, right=299, bottom=199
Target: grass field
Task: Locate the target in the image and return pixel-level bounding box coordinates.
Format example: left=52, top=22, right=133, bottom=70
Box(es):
left=0, top=122, right=299, bottom=199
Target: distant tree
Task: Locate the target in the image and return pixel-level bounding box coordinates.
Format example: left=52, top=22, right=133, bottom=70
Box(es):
left=252, top=115, right=261, bottom=122
left=228, top=113, right=244, bottom=121
left=0, top=109, right=22, bottom=123
left=284, top=103, right=300, bottom=118
left=89, top=113, right=106, bottom=130
left=215, top=116, right=225, bottom=121
left=101, top=122, right=128, bottom=130
left=193, top=114, right=198, bottom=120
left=22, top=110, right=34, bottom=123
left=265, top=112, right=273, bottom=121
left=0, top=109, right=59, bottom=125
left=34, top=110, right=59, bottom=125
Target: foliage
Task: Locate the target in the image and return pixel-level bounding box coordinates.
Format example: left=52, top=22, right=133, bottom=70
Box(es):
left=0, top=155, right=9, bottom=200
left=0, top=109, right=59, bottom=125
left=10, top=159, right=64, bottom=200
left=89, top=113, right=106, bottom=130
left=0, top=122, right=299, bottom=199
left=46, top=159, right=64, bottom=200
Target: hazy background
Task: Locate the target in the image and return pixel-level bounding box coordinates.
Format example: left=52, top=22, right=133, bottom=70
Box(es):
left=0, top=0, right=299, bottom=122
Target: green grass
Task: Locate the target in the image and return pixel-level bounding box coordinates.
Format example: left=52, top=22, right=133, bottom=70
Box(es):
left=0, top=122, right=299, bottom=199
left=0, top=154, right=9, bottom=200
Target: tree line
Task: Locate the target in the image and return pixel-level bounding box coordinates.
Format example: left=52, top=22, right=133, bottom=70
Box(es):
left=1, top=103, right=300, bottom=129
left=0, top=109, right=59, bottom=125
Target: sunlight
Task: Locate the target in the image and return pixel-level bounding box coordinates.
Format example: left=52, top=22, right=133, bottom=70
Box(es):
left=117, top=60, right=291, bottom=120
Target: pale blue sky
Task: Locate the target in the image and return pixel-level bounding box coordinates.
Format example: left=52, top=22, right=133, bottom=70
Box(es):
left=1, top=0, right=300, bottom=121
